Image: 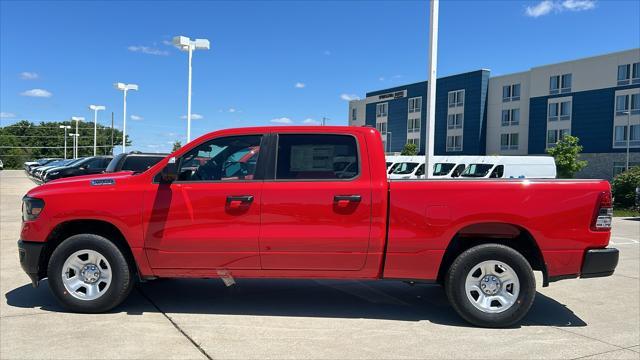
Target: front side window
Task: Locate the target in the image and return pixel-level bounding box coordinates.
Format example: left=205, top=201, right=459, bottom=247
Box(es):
left=392, top=162, right=419, bottom=175
left=177, top=135, right=261, bottom=181
left=433, top=163, right=455, bottom=176
left=275, top=134, right=359, bottom=180
left=461, top=164, right=494, bottom=178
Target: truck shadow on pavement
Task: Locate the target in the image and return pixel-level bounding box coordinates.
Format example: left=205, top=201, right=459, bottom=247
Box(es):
left=6, top=278, right=587, bottom=328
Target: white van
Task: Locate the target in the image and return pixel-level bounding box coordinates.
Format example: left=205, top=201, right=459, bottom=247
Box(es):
left=459, top=156, right=556, bottom=179
left=389, top=156, right=425, bottom=179
left=386, top=155, right=415, bottom=175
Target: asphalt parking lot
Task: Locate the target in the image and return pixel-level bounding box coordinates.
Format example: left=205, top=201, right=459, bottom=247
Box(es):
left=1, top=169, right=638, bottom=360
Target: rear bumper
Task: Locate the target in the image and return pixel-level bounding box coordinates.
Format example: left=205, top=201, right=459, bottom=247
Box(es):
left=17, top=240, right=45, bottom=286
left=581, top=248, right=619, bottom=278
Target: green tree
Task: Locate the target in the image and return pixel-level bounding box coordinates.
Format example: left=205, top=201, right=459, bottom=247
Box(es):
left=0, top=120, right=128, bottom=169
left=611, top=166, right=640, bottom=208
left=401, top=142, right=418, bottom=156
left=172, top=140, right=182, bottom=152
left=545, top=135, right=587, bottom=179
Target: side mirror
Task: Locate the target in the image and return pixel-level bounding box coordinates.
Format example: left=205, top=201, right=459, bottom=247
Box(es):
left=160, top=157, right=178, bottom=183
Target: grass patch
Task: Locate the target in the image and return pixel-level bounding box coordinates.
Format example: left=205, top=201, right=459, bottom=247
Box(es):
left=613, top=208, right=640, bottom=217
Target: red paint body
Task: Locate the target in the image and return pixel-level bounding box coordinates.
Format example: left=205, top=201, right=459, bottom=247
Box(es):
left=21, top=126, right=611, bottom=282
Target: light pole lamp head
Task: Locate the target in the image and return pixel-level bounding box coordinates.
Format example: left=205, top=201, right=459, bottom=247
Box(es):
left=59, top=125, right=71, bottom=129
left=194, top=39, right=210, bottom=50
left=173, top=35, right=190, bottom=51
left=71, top=116, right=85, bottom=122
left=114, top=83, right=138, bottom=91
left=89, top=105, right=106, bottom=111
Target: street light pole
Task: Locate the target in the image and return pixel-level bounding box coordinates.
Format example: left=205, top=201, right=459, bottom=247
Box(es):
left=71, top=117, right=84, bottom=159
left=173, top=35, right=210, bottom=143
left=114, top=83, right=138, bottom=153
left=626, top=109, right=631, bottom=171
left=425, top=0, right=439, bottom=179
left=59, top=125, right=71, bottom=159
left=89, top=105, right=105, bottom=156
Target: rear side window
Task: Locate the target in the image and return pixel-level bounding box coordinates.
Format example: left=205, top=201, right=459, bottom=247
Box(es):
left=122, top=156, right=164, bottom=172
left=276, top=134, right=359, bottom=180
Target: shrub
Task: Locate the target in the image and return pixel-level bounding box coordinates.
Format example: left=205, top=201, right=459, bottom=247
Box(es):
left=401, top=142, right=418, bottom=156
left=612, top=166, right=640, bottom=208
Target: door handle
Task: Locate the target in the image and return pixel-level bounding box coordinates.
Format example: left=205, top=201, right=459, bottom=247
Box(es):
left=226, top=195, right=254, bottom=209
left=334, top=195, right=361, bottom=207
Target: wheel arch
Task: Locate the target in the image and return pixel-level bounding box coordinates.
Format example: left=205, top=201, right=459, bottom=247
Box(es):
left=437, top=222, right=548, bottom=286
left=39, top=219, right=138, bottom=280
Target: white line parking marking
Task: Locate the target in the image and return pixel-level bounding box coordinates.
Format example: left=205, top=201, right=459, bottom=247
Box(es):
left=609, top=237, right=640, bottom=245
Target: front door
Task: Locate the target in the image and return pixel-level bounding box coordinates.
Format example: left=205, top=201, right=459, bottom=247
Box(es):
left=144, top=134, right=264, bottom=270
left=260, top=133, right=372, bottom=271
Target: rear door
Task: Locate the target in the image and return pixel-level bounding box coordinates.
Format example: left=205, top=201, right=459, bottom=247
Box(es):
left=259, top=132, right=372, bottom=271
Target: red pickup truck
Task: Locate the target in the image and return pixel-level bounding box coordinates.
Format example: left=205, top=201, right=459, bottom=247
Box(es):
left=18, top=126, right=619, bottom=327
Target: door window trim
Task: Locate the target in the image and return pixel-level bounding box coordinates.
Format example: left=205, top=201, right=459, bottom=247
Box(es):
left=266, top=132, right=363, bottom=182
left=152, top=134, right=268, bottom=184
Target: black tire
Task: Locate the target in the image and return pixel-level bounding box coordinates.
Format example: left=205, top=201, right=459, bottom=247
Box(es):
left=47, top=234, right=133, bottom=313
left=445, top=243, right=536, bottom=328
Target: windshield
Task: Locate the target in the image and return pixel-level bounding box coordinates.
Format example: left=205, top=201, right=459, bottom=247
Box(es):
left=461, top=164, right=494, bottom=177
left=392, top=162, right=419, bottom=175
left=433, top=163, right=455, bottom=176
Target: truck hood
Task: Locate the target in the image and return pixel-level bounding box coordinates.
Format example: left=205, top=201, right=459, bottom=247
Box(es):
left=27, top=171, right=135, bottom=197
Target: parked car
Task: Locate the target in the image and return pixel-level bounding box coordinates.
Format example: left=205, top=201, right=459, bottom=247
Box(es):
left=43, top=156, right=112, bottom=182
left=18, top=126, right=617, bottom=327
left=24, top=158, right=61, bottom=175
left=30, top=159, right=76, bottom=180
left=105, top=152, right=168, bottom=174
left=39, top=158, right=86, bottom=182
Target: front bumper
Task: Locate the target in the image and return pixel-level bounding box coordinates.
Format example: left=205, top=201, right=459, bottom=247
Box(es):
left=581, top=248, right=619, bottom=278
left=17, top=240, right=45, bottom=287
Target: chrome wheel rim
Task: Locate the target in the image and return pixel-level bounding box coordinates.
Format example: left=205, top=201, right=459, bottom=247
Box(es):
left=61, top=249, right=112, bottom=301
left=464, top=260, right=520, bottom=314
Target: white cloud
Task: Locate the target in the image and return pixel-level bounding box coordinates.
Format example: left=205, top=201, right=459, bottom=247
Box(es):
left=20, top=88, right=52, bottom=98
left=162, top=40, right=173, bottom=46
left=180, top=113, right=204, bottom=120
left=270, top=117, right=293, bottom=124
left=302, top=118, right=320, bottom=125
left=228, top=108, right=237, bottom=113
left=20, top=72, right=38, bottom=80
left=128, top=45, right=169, bottom=56
left=525, top=0, right=596, bottom=17
left=340, top=93, right=360, bottom=101
left=130, top=115, right=143, bottom=121
left=562, top=0, right=596, bottom=11
left=1, top=112, right=16, bottom=118
left=295, top=82, right=306, bottom=88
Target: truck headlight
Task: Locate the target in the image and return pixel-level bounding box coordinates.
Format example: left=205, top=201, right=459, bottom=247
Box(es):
left=22, top=197, right=45, bottom=221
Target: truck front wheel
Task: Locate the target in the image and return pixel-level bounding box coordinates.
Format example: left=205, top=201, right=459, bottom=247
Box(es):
left=445, top=244, right=536, bottom=328
left=47, top=234, right=133, bottom=313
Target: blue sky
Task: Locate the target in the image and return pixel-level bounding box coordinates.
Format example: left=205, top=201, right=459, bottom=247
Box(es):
left=1, top=0, right=639, bottom=153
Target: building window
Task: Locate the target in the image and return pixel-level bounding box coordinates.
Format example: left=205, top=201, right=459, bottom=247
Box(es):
left=613, top=161, right=640, bottom=177
left=501, top=109, right=520, bottom=126
left=447, top=113, right=463, bottom=129
left=407, top=118, right=420, bottom=133
left=560, top=101, right=571, bottom=120
left=408, top=97, right=422, bottom=113
left=632, top=94, right=640, bottom=114
left=548, top=103, right=559, bottom=121
left=502, top=84, right=521, bottom=102
left=376, top=122, right=387, bottom=135
left=617, top=93, right=640, bottom=115
left=547, top=129, right=570, bottom=147
left=614, top=125, right=640, bottom=148
left=618, top=64, right=631, bottom=85
left=500, top=133, right=519, bottom=150
left=446, top=135, right=462, bottom=151
left=407, top=137, right=420, bottom=149
left=633, top=63, right=640, bottom=84
left=376, top=103, right=388, bottom=118
left=550, top=74, right=571, bottom=94
left=448, top=90, right=464, bottom=108
left=351, top=108, right=357, bottom=121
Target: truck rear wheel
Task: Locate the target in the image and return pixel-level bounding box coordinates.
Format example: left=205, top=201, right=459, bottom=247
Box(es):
left=47, top=234, right=133, bottom=313
left=445, top=243, right=536, bottom=328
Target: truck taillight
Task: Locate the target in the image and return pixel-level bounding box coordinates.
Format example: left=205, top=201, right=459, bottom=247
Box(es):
left=591, top=191, right=613, bottom=231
